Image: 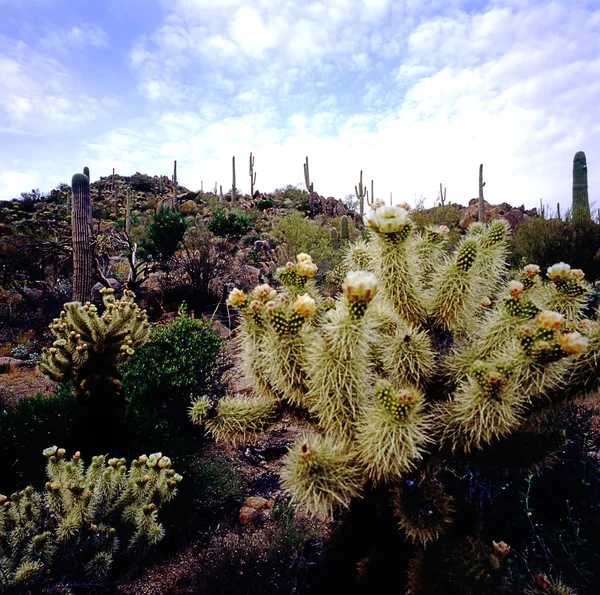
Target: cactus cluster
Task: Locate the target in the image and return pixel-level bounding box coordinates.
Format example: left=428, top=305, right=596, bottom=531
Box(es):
left=0, top=447, right=181, bottom=592
left=190, top=202, right=596, bottom=592
left=40, top=288, right=150, bottom=402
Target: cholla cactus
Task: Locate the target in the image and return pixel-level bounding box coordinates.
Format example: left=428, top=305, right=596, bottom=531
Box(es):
left=191, top=203, right=596, bottom=592
left=40, top=288, right=150, bottom=401
left=0, top=447, right=181, bottom=592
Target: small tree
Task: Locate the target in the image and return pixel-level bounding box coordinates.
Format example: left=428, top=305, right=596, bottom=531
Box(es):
left=140, top=206, right=189, bottom=264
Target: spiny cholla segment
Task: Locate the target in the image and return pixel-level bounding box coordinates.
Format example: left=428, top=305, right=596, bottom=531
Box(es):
left=40, top=288, right=149, bottom=387
left=0, top=448, right=181, bottom=591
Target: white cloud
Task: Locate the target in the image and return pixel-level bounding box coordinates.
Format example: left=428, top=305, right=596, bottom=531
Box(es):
left=0, top=171, right=35, bottom=200
left=0, top=35, right=114, bottom=136
left=1, top=0, right=600, bottom=212
left=39, top=24, right=109, bottom=53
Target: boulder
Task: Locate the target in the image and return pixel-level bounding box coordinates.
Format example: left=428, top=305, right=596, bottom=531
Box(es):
left=92, top=278, right=120, bottom=299
left=500, top=208, right=533, bottom=229
left=0, top=357, right=27, bottom=371
left=238, top=496, right=273, bottom=525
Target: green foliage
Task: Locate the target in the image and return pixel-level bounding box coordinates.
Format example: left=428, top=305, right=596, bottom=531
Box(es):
left=0, top=447, right=181, bottom=592
left=257, top=198, right=275, bottom=211
left=509, top=218, right=600, bottom=280
left=190, top=453, right=246, bottom=518
left=410, top=203, right=462, bottom=229
left=140, top=206, right=189, bottom=262
left=207, top=206, right=252, bottom=239
left=180, top=199, right=199, bottom=216
left=270, top=211, right=338, bottom=278
left=0, top=386, right=87, bottom=493
left=121, top=305, right=223, bottom=410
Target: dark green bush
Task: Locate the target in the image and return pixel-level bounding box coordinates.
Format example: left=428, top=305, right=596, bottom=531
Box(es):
left=140, top=205, right=189, bottom=262
left=207, top=206, right=252, bottom=239
left=121, top=305, right=223, bottom=411
left=257, top=199, right=275, bottom=211
left=0, top=384, right=88, bottom=492
left=509, top=218, right=600, bottom=280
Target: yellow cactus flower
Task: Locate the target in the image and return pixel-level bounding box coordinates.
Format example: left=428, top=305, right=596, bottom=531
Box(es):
left=537, top=310, right=565, bottom=330
left=293, top=294, right=316, bottom=318
left=226, top=288, right=247, bottom=308
left=559, top=331, right=589, bottom=355
left=547, top=262, right=571, bottom=280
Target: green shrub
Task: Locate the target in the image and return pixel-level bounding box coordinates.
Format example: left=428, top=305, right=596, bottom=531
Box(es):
left=270, top=211, right=339, bottom=280
left=257, top=199, right=275, bottom=211
left=207, top=206, right=252, bottom=239
left=0, top=385, right=88, bottom=493
left=140, top=206, right=189, bottom=262
left=192, top=500, right=324, bottom=594
left=410, top=203, right=462, bottom=229
left=509, top=218, right=600, bottom=280
left=121, top=305, right=223, bottom=411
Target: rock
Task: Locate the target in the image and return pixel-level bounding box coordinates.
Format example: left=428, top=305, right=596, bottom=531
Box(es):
left=239, top=506, right=259, bottom=525
left=92, top=278, right=120, bottom=299
left=500, top=208, right=532, bottom=229
left=239, top=497, right=273, bottom=525
left=243, top=265, right=261, bottom=286
left=23, top=289, right=44, bottom=302
left=243, top=496, right=270, bottom=511
left=253, top=240, right=271, bottom=252
left=0, top=357, right=27, bottom=371
left=459, top=200, right=530, bottom=230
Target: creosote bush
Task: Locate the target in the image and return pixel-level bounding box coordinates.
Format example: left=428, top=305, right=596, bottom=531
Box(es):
left=191, top=201, right=600, bottom=593
left=0, top=447, right=181, bottom=593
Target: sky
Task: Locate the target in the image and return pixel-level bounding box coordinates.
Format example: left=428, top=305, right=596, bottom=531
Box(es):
left=0, top=0, right=599, bottom=212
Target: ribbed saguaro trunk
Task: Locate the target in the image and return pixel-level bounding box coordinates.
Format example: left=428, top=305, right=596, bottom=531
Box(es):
left=71, top=173, right=93, bottom=303
left=572, top=151, right=590, bottom=224
left=478, top=164, right=486, bottom=223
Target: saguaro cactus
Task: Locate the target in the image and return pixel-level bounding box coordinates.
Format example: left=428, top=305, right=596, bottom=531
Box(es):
left=355, top=170, right=368, bottom=218
left=341, top=214, right=349, bottom=242
left=83, top=166, right=90, bottom=181
left=572, top=150, right=590, bottom=224
left=303, top=156, right=313, bottom=193
left=112, top=167, right=118, bottom=219
left=172, top=160, right=178, bottom=210
left=478, top=164, right=486, bottom=222
left=232, top=156, right=237, bottom=201
left=126, top=188, right=132, bottom=234
left=249, top=152, right=256, bottom=197
left=71, top=173, right=93, bottom=304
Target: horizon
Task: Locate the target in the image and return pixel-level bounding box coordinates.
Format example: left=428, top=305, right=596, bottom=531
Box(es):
left=1, top=0, right=599, bottom=211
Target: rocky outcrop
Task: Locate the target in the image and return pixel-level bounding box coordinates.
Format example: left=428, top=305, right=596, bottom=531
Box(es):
left=459, top=199, right=537, bottom=230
